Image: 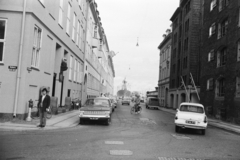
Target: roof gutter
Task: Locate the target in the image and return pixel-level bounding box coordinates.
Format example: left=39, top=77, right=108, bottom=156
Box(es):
left=13, top=0, right=27, bottom=117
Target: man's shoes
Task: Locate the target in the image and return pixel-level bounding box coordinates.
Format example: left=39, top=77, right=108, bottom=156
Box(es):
left=41, top=125, right=45, bottom=128
left=37, top=125, right=42, bottom=127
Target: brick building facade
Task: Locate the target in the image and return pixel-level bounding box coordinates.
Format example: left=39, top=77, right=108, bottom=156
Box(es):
left=200, top=0, right=240, bottom=123
left=169, top=0, right=202, bottom=109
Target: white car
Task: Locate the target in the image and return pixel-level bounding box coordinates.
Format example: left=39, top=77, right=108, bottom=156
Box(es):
left=174, top=102, right=208, bottom=135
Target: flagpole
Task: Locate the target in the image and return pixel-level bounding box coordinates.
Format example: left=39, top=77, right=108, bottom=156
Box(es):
left=190, top=73, right=200, bottom=100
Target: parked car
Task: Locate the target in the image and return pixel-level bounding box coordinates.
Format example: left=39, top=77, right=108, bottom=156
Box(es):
left=146, top=97, right=159, bottom=109
left=122, top=97, right=131, bottom=105
left=174, top=102, right=208, bottom=135
left=79, top=97, right=112, bottom=125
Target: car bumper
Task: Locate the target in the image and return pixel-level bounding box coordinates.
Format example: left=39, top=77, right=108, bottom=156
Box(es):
left=79, top=114, right=110, bottom=120
left=175, top=120, right=207, bottom=129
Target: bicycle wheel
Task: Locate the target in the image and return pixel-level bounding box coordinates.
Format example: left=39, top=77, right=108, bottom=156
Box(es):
left=46, top=108, right=52, bottom=119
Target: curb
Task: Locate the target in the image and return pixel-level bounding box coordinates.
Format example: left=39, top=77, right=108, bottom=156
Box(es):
left=0, top=110, right=80, bottom=131
left=158, top=107, right=240, bottom=135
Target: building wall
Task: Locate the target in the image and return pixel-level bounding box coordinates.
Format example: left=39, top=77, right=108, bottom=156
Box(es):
left=0, top=0, right=115, bottom=120
left=169, top=0, right=202, bottom=108
left=158, top=33, right=172, bottom=108
left=200, top=0, right=240, bottom=122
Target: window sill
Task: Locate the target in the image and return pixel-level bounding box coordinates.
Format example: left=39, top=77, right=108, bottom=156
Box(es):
left=49, top=13, right=55, bottom=20
left=44, top=72, right=51, bottom=75
left=38, top=0, right=45, bottom=8
left=66, top=32, right=70, bottom=37
left=58, top=23, right=63, bottom=29
left=31, top=66, right=40, bottom=71
left=0, top=62, right=4, bottom=65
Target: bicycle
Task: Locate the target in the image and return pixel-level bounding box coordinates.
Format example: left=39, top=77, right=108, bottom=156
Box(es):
left=130, top=104, right=142, bottom=114
left=46, top=106, right=52, bottom=119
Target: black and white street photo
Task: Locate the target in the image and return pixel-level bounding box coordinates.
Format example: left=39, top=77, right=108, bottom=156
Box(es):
left=0, top=0, right=240, bottom=160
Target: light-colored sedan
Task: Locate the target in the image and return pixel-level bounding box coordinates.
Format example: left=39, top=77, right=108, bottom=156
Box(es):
left=175, top=102, right=208, bottom=135
left=79, top=97, right=112, bottom=125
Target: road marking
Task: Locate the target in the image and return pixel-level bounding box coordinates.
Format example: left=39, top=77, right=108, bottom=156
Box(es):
left=171, top=134, right=191, bottom=140
left=158, top=157, right=205, bottom=160
left=105, top=141, right=124, bottom=145
left=110, top=150, right=133, bottom=156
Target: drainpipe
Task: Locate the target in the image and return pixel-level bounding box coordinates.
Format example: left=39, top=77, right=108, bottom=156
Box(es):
left=13, top=0, right=27, bottom=117
left=81, top=0, right=93, bottom=105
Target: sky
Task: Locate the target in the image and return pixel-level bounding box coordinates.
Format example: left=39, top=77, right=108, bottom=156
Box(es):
left=96, top=0, right=179, bottom=95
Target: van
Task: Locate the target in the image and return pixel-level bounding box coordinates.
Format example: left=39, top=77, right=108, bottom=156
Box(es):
left=146, top=97, right=159, bottom=109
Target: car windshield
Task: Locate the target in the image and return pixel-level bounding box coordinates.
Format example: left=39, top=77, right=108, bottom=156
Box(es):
left=179, top=105, right=204, bottom=113
left=85, top=99, right=110, bottom=107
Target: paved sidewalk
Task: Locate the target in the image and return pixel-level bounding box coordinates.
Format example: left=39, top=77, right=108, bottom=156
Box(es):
left=0, top=110, right=80, bottom=131
left=158, top=107, right=240, bottom=135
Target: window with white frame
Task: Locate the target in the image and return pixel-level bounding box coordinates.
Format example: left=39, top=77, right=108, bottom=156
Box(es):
left=99, top=40, right=103, bottom=51
left=78, top=0, right=82, bottom=8
left=72, top=13, right=76, bottom=41
left=0, top=19, right=7, bottom=62
left=219, top=0, right=229, bottom=12
left=31, top=25, right=42, bottom=67
left=236, top=77, right=240, bottom=97
left=215, top=78, right=225, bottom=97
left=208, top=50, right=214, bottom=62
left=76, top=21, right=80, bottom=46
left=58, top=0, right=64, bottom=26
left=209, top=23, right=216, bottom=37
left=66, top=3, right=71, bottom=35
left=207, top=78, right=214, bottom=90
left=94, top=25, right=98, bottom=38
left=69, top=56, right=73, bottom=80
left=210, top=0, right=217, bottom=11
left=74, top=59, right=77, bottom=82
left=238, top=41, right=240, bottom=61
left=217, top=48, right=227, bottom=67
left=79, top=26, right=83, bottom=49
left=218, top=19, right=228, bottom=39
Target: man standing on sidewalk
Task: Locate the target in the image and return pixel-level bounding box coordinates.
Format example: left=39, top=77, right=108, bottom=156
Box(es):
left=37, top=88, right=50, bottom=128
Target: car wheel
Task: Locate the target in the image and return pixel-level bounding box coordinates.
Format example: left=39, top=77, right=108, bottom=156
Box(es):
left=79, top=119, right=84, bottom=125
left=106, top=118, right=111, bottom=125
left=175, top=125, right=180, bottom=133
left=201, top=129, right=205, bottom=135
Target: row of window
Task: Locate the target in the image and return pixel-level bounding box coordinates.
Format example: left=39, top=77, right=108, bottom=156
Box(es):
left=207, top=45, right=240, bottom=66
left=69, top=56, right=83, bottom=83
left=209, top=19, right=228, bottom=38
left=206, top=77, right=240, bottom=97
left=210, top=0, right=229, bottom=12
left=160, top=46, right=171, bottom=63
left=87, top=73, right=100, bottom=91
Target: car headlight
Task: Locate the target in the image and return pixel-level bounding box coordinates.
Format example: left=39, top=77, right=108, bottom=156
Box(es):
left=105, top=111, right=111, bottom=115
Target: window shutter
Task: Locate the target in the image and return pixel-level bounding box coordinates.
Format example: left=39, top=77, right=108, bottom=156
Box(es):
left=217, top=23, right=221, bottom=39
left=208, top=53, right=211, bottom=62
left=217, top=51, right=220, bottom=67
left=215, top=80, right=219, bottom=97
left=212, top=23, right=215, bottom=34
left=237, top=77, right=240, bottom=97
left=219, top=0, right=223, bottom=11
left=209, top=78, right=213, bottom=90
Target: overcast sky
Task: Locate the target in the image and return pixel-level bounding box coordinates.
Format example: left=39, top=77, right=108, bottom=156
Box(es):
left=97, top=0, right=179, bottom=95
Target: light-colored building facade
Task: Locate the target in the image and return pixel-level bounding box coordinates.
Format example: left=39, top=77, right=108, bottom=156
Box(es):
left=158, top=31, right=172, bottom=108
left=0, top=0, right=114, bottom=120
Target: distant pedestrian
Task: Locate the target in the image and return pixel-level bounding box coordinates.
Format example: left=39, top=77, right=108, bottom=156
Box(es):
left=37, top=88, right=50, bottom=128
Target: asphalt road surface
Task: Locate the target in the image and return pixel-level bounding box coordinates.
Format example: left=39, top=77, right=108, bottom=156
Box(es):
left=1, top=101, right=240, bottom=160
